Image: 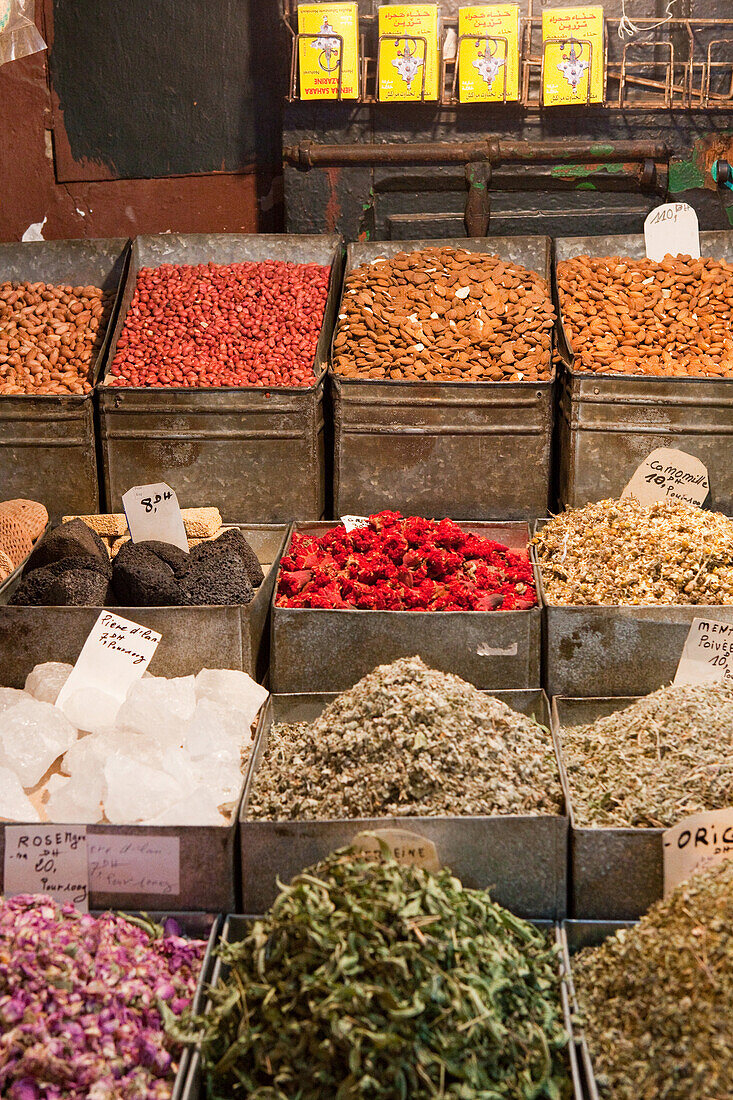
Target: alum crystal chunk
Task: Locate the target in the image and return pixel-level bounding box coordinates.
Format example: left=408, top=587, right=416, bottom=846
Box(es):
left=115, top=675, right=196, bottom=745
left=144, top=786, right=229, bottom=826
left=0, top=698, right=77, bottom=787
left=194, top=668, right=268, bottom=728
left=103, top=754, right=185, bottom=824
left=45, top=770, right=104, bottom=824
left=58, top=687, right=121, bottom=735
left=185, top=699, right=248, bottom=760
left=0, top=765, right=40, bottom=822
left=0, top=687, right=26, bottom=714
left=24, top=661, right=73, bottom=705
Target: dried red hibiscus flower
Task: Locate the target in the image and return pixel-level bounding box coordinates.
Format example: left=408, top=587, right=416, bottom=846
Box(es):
left=276, top=512, right=537, bottom=611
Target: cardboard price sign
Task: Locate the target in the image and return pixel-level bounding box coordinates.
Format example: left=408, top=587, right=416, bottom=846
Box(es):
left=621, top=447, right=709, bottom=509
left=644, top=202, right=700, bottom=262
left=673, top=618, right=733, bottom=687
left=664, top=808, right=733, bottom=896
left=4, top=826, right=89, bottom=911
left=122, top=482, right=188, bottom=552
left=88, top=835, right=180, bottom=896
left=341, top=515, right=369, bottom=532
left=350, top=829, right=441, bottom=872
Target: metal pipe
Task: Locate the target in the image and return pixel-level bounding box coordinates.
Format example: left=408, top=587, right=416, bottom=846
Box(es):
left=285, top=139, right=670, bottom=170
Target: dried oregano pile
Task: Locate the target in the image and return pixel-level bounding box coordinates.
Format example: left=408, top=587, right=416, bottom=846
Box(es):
left=247, top=656, right=562, bottom=819
left=533, top=498, right=733, bottom=605
left=574, top=859, right=733, bottom=1100
left=561, top=681, right=733, bottom=827
left=179, top=849, right=570, bottom=1099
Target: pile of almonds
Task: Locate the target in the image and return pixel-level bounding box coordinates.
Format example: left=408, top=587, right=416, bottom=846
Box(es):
left=332, top=246, right=555, bottom=383
left=0, top=282, right=112, bottom=395
left=0, top=498, right=48, bottom=581
left=558, top=253, right=733, bottom=378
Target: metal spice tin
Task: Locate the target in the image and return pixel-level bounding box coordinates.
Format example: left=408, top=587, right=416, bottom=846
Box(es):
left=532, top=519, right=733, bottom=697
left=553, top=696, right=664, bottom=920
left=239, top=689, right=567, bottom=918
left=97, top=234, right=343, bottom=521
left=555, top=229, right=733, bottom=513
left=0, top=238, right=129, bottom=520
left=560, top=920, right=636, bottom=1100
left=331, top=236, right=555, bottom=520
left=0, top=523, right=290, bottom=683
left=182, top=918, right=584, bottom=1100
left=271, top=520, right=542, bottom=692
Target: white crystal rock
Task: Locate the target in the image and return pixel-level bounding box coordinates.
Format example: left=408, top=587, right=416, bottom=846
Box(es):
left=115, top=676, right=196, bottom=746
left=45, top=770, right=104, bottom=824
left=192, top=753, right=245, bottom=804
left=61, top=732, right=109, bottom=778
left=0, top=765, right=40, bottom=822
left=144, top=786, right=229, bottom=826
left=0, top=687, right=26, bottom=715
left=160, top=746, right=199, bottom=794
left=0, top=699, right=77, bottom=787
left=103, top=754, right=184, bottom=824
left=24, top=662, right=73, bottom=705
left=58, top=687, right=121, bottom=735
left=185, top=699, right=246, bottom=760
left=195, top=668, right=268, bottom=727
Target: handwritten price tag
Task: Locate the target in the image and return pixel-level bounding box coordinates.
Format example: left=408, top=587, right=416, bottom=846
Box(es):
left=621, top=447, right=709, bottom=509
left=122, top=482, right=188, bottom=552
left=341, top=516, right=369, bottom=532
left=350, top=829, right=440, bottom=872
left=674, top=618, right=733, bottom=687
left=664, top=808, right=733, bottom=896
left=88, top=835, right=180, bottom=896
left=644, top=202, right=700, bottom=262
left=55, top=610, right=161, bottom=718
left=4, top=826, right=89, bottom=911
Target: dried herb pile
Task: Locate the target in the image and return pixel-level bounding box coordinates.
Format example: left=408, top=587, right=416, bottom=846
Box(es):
left=574, top=859, right=733, bottom=1100
left=181, top=850, right=570, bottom=1099
left=533, top=498, right=733, bottom=605
left=561, top=681, right=733, bottom=828
left=247, top=656, right=562, bottom=819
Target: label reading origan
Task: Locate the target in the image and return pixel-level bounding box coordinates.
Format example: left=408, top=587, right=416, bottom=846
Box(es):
left=621, top=447, right=709, bottom=509
left=663, top=808, right=733, bottom=896
left=122, top=482, right=189, bottom=552
left=644, top=202, right=700, bottom=262
left=4, top=826, right=89, bottom=912
left=351, top=829, right=441, bottom=872
left=673, top=618, right=733, bottom=687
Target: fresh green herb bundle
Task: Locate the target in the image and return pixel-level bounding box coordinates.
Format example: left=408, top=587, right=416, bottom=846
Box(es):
left=183, top=849, right=570, bottom=1099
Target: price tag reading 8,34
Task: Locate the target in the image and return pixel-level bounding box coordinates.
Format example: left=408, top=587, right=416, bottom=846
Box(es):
left=122, top=482, right=189, bottom=552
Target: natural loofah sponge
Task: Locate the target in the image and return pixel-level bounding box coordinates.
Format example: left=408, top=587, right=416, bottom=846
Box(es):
left=0, top=505, right=34, bottom=568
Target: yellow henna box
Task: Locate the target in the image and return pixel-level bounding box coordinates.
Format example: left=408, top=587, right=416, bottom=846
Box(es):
left=298, top=3, right=360, bottom=99
left=458, top=6, right=520, bottom=103
left=542, top=6, right=604, bottom=106
left=378, top=4, right=439, bottom=101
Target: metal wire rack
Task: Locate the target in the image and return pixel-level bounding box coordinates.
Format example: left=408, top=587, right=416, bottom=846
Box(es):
left=281, top=1, right=733, bottom=108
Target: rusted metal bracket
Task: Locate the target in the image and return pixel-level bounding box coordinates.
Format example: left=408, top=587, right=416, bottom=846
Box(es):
left=465, top=161, right=491, bottom=236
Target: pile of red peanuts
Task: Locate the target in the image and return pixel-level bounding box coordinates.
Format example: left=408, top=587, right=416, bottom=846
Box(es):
left=108, top=260, right=331, bottom=388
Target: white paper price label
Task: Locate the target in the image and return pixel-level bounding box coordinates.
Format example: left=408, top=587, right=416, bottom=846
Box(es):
left=664, top=808, right=733, bottom=896
left=341, top=515, right=369, bottom=532
left=88, top=835, right=180, bottom=896
left=644, top=202, right=700, bottom=262
left=673, top=618, right=733, bottom=687
left=4, top=826, right=89, bottom=911
left=351, top=829, right=441, bottom=872
left=122, top=482, right=188, bottom=551
left=55, top=610, right=161, bottom=718
left=621, top=447, right=709, bottom=509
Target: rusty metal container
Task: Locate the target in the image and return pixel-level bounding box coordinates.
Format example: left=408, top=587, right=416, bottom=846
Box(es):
left=0, top=238, right=129, bottom=520
left=239, top=688, right=567, bottom=918
left=555, top=229, right=733, bottom=512
left=271, top=519, right=542, bottom=692
left=97, top=233, right=343, bottom=520
left=553, top=696, right=664, bottom=920
left=332, top=235, right=555, bottom=520
left=532, top=521, right=733, bottom=697
left=0, top=524, right=289, bottom=682
left=183, top=918, right=584, bottom=1100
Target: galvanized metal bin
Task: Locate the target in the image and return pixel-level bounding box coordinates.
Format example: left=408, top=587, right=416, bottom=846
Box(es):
left=271, top=520, right=542, bottom=692
left=555, top=229, right=733, bottom=512
left=183, top=917, right=583, bottom=1100
left=532, top=521, right=733, bottom=697
left=332, top=236, right=555, bottom=520
left=239, top=689, right=567, bottom=918
left=561, top=921, right=636, bottom=1100
left=554, top=696, right=664, bottom=920
left=0, top=238, right=129, bottom=520
left=97, top=233, right=343, bottom=520
left=0, top=524, right=289, bottom=683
